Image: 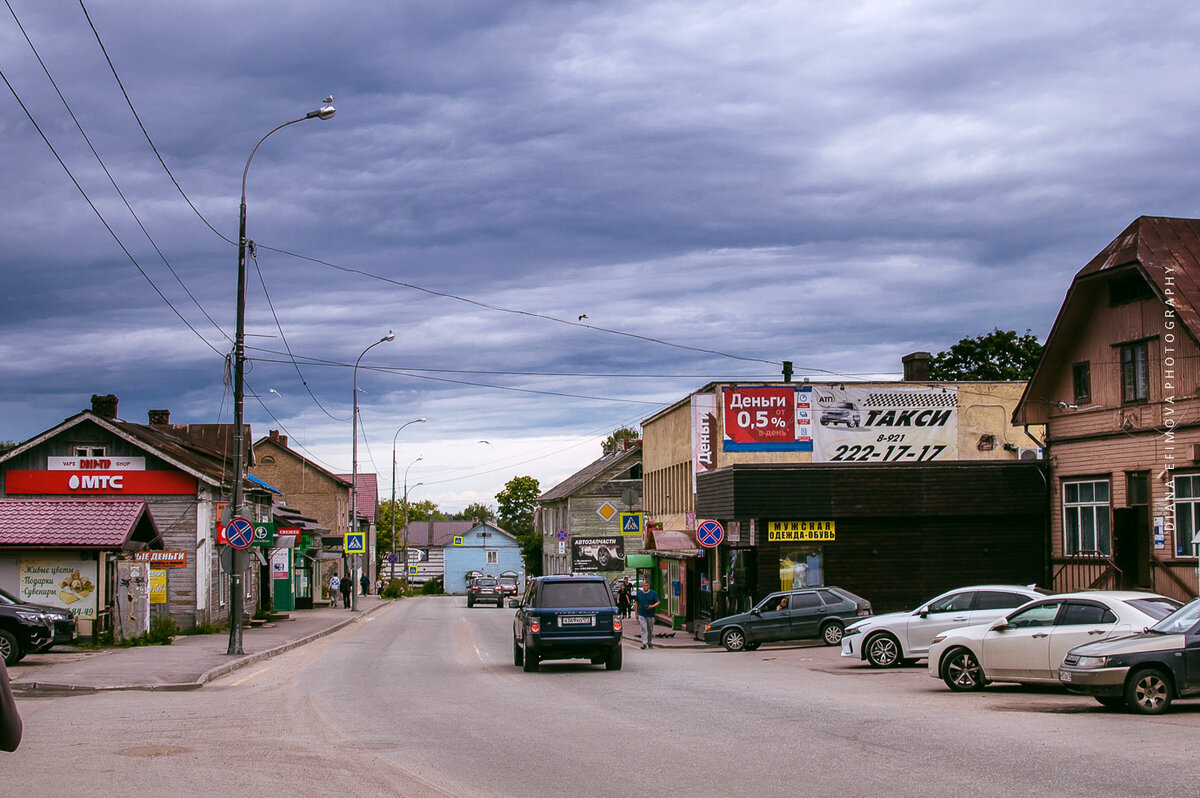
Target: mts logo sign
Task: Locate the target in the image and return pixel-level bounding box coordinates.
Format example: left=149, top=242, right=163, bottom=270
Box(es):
left=68, top=474, right=124, bottom=490
left=5, top=470, right=197, bottom=495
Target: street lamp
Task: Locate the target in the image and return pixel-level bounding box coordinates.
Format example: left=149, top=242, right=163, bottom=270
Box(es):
left=401, top=457, right=424, bottom=593
left=391, top=419, right=427, bottom=580
left=350, top=330, right=395, bottom=611
left=228, top=98, right=335, bottom=656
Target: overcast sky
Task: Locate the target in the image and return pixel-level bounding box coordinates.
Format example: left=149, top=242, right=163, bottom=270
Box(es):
left=3, top=1, right=1199, bottom=512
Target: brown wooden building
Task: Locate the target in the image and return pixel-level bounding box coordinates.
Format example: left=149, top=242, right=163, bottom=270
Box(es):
left=1014, top=216, right=1200, bottom=601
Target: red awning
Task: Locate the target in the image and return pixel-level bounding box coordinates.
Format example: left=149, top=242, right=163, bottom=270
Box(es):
left=647, top=529, right=697, bottom=551
left=0, top=497, right=161, bottom=549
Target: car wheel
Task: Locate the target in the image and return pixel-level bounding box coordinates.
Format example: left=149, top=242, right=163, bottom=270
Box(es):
left=467, top=598, right=474, bottom=608
left=940, top=647, right=986, bottom=691
left=606, top=645, right=623, bottom=671
left=596, top=548, right=611, bottom=568
left=0, top=629, right=19, bottom=666
left=721, top=628, right=747, bottom=652
left=1095, top=696, right=1125, bottom=710
left=1125, top=667, right=1173, bottom=715
left=865, top=633, right=902, bottom=667
left=512, top=637, right=524, bottom=667
left=821, top=621, right=845, bottom=646
left=522, top=648, right=540, bottom=672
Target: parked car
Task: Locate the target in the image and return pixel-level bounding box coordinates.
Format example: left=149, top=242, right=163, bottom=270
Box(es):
left=819, top=401, right=861, bottom=427
left=703, top=586, right=872, bottom=651
left=512, top=575, right=623, bottom=672
left=841, top=584, right=1045, bottom=667
left=0, top=587, right=77, bottom=665
left=466, top=576, right=504, bottom=608
left=928, top=591, right=1180, bottom=692
left=498, top=573, right=520, bottom=599
left=1059, top=596, right=1200, bottom=714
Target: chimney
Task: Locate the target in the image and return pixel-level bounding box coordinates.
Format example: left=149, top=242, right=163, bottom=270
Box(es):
left=902, top=352, right=932, bottom=381
left=148, top=409, right=170, bottom=425
left=90, top=394, right=118, bottom=419
left=269, top=429, right=288, bottom=448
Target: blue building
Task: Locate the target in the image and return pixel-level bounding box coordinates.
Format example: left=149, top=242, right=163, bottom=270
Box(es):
left=442, top=522, right=523, bottom=594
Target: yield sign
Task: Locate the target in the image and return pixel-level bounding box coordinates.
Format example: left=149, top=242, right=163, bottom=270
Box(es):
left=697, top=519, right=724, bottom=549
left=226, top=517, right=254, bottom=549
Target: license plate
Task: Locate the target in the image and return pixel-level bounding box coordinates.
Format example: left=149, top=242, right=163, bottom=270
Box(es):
left=561, top=615, right=595, bottom=626
left=1060, top=670, right=1072, bottom=682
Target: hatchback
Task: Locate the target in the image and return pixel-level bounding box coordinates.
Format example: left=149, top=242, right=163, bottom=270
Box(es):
left=703, top=586, right=872, bottom=651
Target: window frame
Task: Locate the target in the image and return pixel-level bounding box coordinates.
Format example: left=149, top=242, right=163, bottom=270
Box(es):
left=1173, top=473, right=1200, bottom=557
left=1063, top=478, right=1112, bottom=556
left=1072, top=361, right=1091, bottom=404
left=1119, top=340, right=1149, bottom=404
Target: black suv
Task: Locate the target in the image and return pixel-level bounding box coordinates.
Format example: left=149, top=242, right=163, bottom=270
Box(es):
left=466, top=576, right=504, bottom=608
left=1, top=587, right=77, bottom=665
left=512, top=575, right=623, bottom=672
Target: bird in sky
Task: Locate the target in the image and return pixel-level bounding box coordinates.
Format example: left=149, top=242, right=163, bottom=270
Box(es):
left=578, top=314, right=588, bottom=320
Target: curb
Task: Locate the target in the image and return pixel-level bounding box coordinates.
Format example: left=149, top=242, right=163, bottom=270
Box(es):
left=12, top=599, right=393, bottom=696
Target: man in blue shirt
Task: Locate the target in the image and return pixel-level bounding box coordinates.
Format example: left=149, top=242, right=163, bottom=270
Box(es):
left=635, top=580, right=660, bottom=649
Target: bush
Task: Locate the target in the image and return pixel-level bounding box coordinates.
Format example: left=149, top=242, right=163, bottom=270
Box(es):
left=381, top=578, right=409, bottom=599
left=122, top=614, right=179, bottom=647
left=178, top=621, right=224, bottom=636
left=420, top=578, right=444, bottom=595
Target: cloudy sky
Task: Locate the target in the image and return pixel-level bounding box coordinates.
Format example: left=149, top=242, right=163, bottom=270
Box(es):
left=3, top=1, right=1200, bottom=512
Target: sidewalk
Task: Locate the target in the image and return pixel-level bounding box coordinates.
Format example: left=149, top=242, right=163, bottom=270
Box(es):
left=620, top=613, right=707, bottom=649
left=9, top=595, right=390, bottom=696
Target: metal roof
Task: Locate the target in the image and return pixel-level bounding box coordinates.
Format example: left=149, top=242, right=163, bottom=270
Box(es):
left=0, top=497, right=162, bottom=549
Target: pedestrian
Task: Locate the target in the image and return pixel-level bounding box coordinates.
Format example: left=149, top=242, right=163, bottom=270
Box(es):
left=360, top=573, right=369, bottom=595
left=340, top=573, right=352, bottom=608
left=617, top=578, right=632, bottom=619
left=328, top=573, right=341, bottom=607
left=635, top=579, right=660, bottom=649
left=375, top=578, right=383, bottom=595
left=0, top=662, right=20, bottom=752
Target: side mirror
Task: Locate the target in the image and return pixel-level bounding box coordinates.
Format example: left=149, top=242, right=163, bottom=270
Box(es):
left=917, top=608, right=930, bottom=618
left=750, top=608, right=762, bottom=616
left=508, top=599, right=520, bottom=609
left=990, top=617, right=1009, bottom=631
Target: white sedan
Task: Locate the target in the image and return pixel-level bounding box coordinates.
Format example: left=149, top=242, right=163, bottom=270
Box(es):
left=927, top=591, right=1181, bottom=691
left=841, top=584, right=1043, bottom=667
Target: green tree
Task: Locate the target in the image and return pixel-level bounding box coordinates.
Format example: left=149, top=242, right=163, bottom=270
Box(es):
left=928, top=328, right=1043, bottom=381
left=601, top=426, right=640, bottom=455
left=497, top=475, right=541, bottom=576
left=454, top=502, right=494, bottom=524
left=376, top=498, right=446, bottom=568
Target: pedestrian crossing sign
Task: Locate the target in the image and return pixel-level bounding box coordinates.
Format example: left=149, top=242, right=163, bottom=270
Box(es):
left=344, top=532, right=365, bottom=554
left=453, top=535, right=464, bottom=546
left=620, top=512, right=643, bottom=536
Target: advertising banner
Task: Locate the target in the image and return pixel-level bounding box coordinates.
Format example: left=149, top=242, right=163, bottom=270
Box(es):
left=692, top=391, right=718, bottom=490
left=810, top=385, right=958, bottom=463
left=721, top=386, right=813, bottom=452
left=570, top=536, right=625, bottom=571
left=149, top=569, right=167, bottom=604
left=19, top=558, right=99, bottom=618
left=5, top=469, right=197, bottom=495
left=271, top=549, right=290, bottom=580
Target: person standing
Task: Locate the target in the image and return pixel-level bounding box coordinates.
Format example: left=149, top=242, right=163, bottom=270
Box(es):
left=617, top=578, right=632, bottom=619
left=328, top=573, right=341, bottom=607
left=360, top=573, right=369, bottom=595
left=339, top=572, right=352, bottom=608
left=636, top=579, right=660, bottom=649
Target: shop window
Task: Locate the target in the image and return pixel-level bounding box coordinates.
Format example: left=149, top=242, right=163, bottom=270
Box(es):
left=1120, top=342, right=1149, bottom=403
left=1063, top=479, right=1111, bottom=555
left=779, top=546, right=823, bottom=590
left=1174, top=474, right=1200, bottom=556
left=1072, top=361, right=1091, bottom=404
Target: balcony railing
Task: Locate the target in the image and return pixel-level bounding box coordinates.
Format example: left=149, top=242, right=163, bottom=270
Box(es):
left=1051, top=550, right=1122, bottom=593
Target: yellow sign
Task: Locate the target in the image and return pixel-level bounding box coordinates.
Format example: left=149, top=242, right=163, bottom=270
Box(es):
left=149, top=569, right=167, bottom=605
left=453, top=536, right=464, bottom=546
left=767, top=521, right=836, bottom=542
left=619, top=512, right=643, bottom=536
left=596, top=502, right=618, bottom=522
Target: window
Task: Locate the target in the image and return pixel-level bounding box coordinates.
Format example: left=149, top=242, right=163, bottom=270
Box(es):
left=1174, top=474, right=1200, bottom=557
left=1072, top=361, right=1091, bottom=403
left=787, top=592, right=822, bottom=610
left=1006, top=601, right=1062, bottom=629
left=975, top=591, right=1034, bottom=611
left=74, top=446, right=105, bottom=457
left=928, top=591, right=975, bottom=613
left=1120, top=342, right=1149, bottom=403
left=260, top=455, right=276, bottom=464
left=1063, top=480, right=1111, bottom=555
left=539, top=581, right=611, bottom=608
left=1060, top=602, right=1116, bottom=625
left=486, top=550, right=498, bottom=565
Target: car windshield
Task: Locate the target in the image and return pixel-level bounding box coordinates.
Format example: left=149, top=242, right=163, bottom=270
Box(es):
left=474, top=578, right=497, bottom=586
left=1126, top=597, right=1181, bottom=621
left=540, top=581, right=611, bottom=608
left=1150, top=598, right=1200, bottom=634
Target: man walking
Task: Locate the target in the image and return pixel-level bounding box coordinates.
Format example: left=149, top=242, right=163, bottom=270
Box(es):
left=636, top=579, right=660, bottom=649
left=340, top=572, right=352, bottom=608
left=328, top=573, right=341, bottom=607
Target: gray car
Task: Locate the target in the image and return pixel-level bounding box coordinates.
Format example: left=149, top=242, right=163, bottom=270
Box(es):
left=703, top=586, right=872, bottom=651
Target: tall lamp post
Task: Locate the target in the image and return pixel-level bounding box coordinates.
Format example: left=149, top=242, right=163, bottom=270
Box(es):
left=401, top=460, right=424, bottom=593
left=229, top=98, right=335, bottom=656
left=391, top=421, right=426, bottom=581
left=350, top=331, right=395, bottom=611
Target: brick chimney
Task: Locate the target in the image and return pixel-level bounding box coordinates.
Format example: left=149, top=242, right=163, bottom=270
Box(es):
left=90, top=394, right=118, bottom=419
left=148, top=409, right=170, bottom=425
left=902, top=352, right=932, bottom=381
left=269, top=429, right=288, bottom=448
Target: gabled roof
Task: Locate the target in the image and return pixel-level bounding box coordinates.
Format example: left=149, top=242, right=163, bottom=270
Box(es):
left=401, top=521, right=478, bottom=547
left=0, top=497, right=161, bottom=549
left=337, top=472, right=379, bottom=523
left=252, top=435, right=351, bottom=488
left=1015, top=216, right=1200, bottom=424
left=538, top=444, right=641, bottom=502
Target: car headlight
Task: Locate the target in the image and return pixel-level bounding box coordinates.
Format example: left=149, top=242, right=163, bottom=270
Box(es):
left=1072, top=655, right=1109, bottom=668
left=15, top=609, right=44, bottom=623
left=843, top=626, right=862, bottom=636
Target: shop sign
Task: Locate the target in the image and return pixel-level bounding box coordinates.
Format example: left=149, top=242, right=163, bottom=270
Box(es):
left=47, top=456, right=146, bottom=470
left=133, top=551, right=187, bottom=568
left=149, top=569, right=167, bottom=604
left=692, top=392, right=719, bottom=489
left=767, top=521, right=836, bottom=542
left=5, top=469, right=197, bottom=495
left=722, top=386, right=813, bottom=452
left=271, top=549, right=290, bottom=580
left=252, top=522, right=276, bottom=547
left=19, top=558, right=99, bottom=618
left=810, top=385, right=958, bottom=463
left=571, top=536, right=625, bottom=571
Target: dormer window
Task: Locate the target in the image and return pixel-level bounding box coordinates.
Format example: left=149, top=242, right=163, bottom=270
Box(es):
left=74, top=446, right=106, bottom=457
left=1107, top=272, right=1155, bottom=306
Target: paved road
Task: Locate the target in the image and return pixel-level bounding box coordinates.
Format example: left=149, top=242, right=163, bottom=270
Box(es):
left=4, top=596, right=1197, bottom=797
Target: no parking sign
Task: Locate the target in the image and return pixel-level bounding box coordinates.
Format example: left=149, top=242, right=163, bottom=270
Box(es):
left=697, top=520, right=724, bottom=549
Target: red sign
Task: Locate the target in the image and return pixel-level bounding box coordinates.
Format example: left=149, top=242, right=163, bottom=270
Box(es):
left=133, top=551, right=188, bottom=568
left=722, top=386, right=800, bottom=450
left=5, top=470, right=198, bottom=495
left=276, top=526, right=302, bottom=539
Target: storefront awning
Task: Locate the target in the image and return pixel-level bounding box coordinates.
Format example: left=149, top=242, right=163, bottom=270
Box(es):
left=625, top=554, right=656, bottom=568
left=647, top=529, right=698, bottom=551
left=0, top=497, right=162, bottom=550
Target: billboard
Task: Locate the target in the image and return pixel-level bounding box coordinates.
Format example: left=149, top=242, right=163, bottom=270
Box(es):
left=810, top=385, right=958, bottom=462
left=19, top=558, right=99, bottom=619
left=721, top=386, right=813, bottom=452
left=571, top=536, right=625, bottom=571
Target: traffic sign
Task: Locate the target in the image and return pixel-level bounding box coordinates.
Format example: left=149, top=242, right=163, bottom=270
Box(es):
left=344, top=532, right=365, bottom=554
left=388, top=553, right=398, bottom=564
left=453, top=535, right=464, bottom=546
left=227, top=517, right=254, bottom=549
left=556, top=529, right=568, bottom=542
left=408, top=565, right=418, bottom=576
left=620, top=512, right=643, bottom=536
left=697, top=519, right=724, bottom=549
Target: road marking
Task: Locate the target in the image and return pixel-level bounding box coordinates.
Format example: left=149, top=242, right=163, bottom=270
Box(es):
left=232, top=666, right=272, bottom=686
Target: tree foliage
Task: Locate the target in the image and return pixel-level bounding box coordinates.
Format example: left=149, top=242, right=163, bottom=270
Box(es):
left=453, top=502, right=494, bottom=524
left=376, top=498, right=445, bottom=563
left=602, top=426, right=640, bottom=455
left=496, top=475, right=542, bottom=576
left=927, top=328, right=1043, bottom=381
